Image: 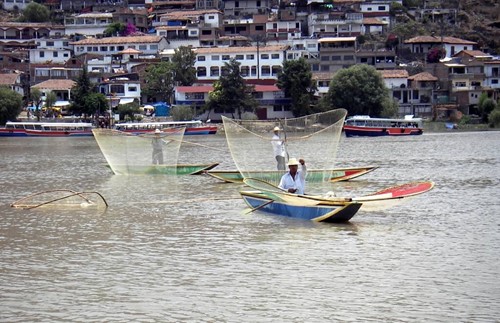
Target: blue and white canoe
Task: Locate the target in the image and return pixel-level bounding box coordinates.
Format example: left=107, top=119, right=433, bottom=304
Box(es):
left=240, top=190, right=362, bottom=223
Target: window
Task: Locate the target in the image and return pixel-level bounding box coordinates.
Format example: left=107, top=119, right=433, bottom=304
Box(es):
left=271, top=53, right=280, bottom=59
left=197, top=67, right=207, bottom=77
left=321, top=56, right=330, bottom=61
left=212, top=55, right=220, bottom=60
left=198, top=56, right=206, bottom=61
left=378, top=6, right=386, bottom=10
left=235, top=54, right=244, bottom=60
left=240, top=66, right=249, bottom=76
left=331, top=55, right=341, bottom=61
left=246, top=54, right=254, bottom=60
left=53, top=51, right=58, bottom=58
left=260, top=54, right=269, bottom=59
left=320, top=65, right=330, bottom=72
left=46, top=41, right=54, bottom=46
left=139, top=45, right=147, bottom=50
left=344, top=55, right=354, bottom=61
left=492, top=79, right=499, bottom=84
left=222, top=55, right=230, bottom=60
left=208, top=15, right=214, bottom=20
left=261, top=66, right=270, bottom=76
left=210, top=66, right=220, bottom=77
left=128, top=86, right=137, bottom=92
left=455, top=82, right=466, bottom=87
left=100, top=46, right=107, bottom=52
left=255, top=25, right=264, bottom=31
left=110, top=46, right=115, bottom=51
left=87, top=46, right=93, bottom=51
left=40, top=51, right=45, bottom=58
left=150, top=45, right=158, bottom=50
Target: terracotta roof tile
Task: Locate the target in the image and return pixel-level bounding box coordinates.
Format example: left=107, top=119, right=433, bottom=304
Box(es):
left=0, top=73, right=19, bottom=85
left=408, top=72, right=438, bottom=81
left=380, top=69, right=409, bottom=78
left=32, top=79, right=76, bottom=90
left=405, top=36, right=477, bottom=45
left=362, top=18, right=388, bottom=25
left=159, top=9, right=221, bottom=19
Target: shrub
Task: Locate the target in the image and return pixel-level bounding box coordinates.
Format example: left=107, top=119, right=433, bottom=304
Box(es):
left=488, top=108, right=500, bottom=128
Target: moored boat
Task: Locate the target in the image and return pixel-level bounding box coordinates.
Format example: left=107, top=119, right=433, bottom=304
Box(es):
left=0, top=121, right=94, bottom=137
left=206, top=166, right=377, bottom=183
left=343, top=115, right=423, bottom=137
left=114, top=121, right=217, bottom=136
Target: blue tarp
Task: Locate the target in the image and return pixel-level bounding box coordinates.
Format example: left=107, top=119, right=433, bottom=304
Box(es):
left=152, top=102, right=170, bottom=117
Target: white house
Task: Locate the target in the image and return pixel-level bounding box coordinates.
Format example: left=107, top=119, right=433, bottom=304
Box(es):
left=193, top=45, right=288, bottom=81
left=404, top=36, right=477, bottom=58
left=70, top=35, right=169, bottom=56
left=64, top=13, right=114, bottom=37
left=2, top=0, right=31, bottom=11
left=30, top=38, right=72, bottom=64
left=484, top=60, right=500, bottom=89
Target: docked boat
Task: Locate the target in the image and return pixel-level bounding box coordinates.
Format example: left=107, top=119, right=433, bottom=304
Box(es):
left=0, top=121, right=94, bottom=137
left=240, top=178, right=435, bottom=221
left=114, top=121, right=217, bottom=136
left=206, top=166, right=377, bottom=183
left=343, top=115, right=423, bottom=137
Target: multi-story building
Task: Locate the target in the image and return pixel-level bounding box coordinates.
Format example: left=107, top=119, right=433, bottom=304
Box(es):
left=404, top=36, right=477, bottom=59
left=64, top=13, right=114, bottom=37
left=222, top=0, right=270, bottom=17
left=30, top=38, right=72, bottom=64
left=70, top=35, right=169, bottom=56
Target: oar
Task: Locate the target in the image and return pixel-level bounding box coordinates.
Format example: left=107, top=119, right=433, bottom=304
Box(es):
left=245, top=200, right=274, bottom=214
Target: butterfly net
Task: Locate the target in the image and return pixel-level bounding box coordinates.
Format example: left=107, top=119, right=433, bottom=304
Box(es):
left=222, top=109, right=347, bottom=185
left=92, top=128, right=185, bottom=175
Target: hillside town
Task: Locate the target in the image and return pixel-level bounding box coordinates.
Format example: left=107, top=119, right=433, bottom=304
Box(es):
left=0, top=0, right=499, bottom=122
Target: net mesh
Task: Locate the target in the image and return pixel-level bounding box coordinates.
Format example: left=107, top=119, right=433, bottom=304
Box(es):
left=222, top=109, right=347, bottom=185
left=92, top=128, right=185, bottom=175
left=11, top=190, right=108, bottom=209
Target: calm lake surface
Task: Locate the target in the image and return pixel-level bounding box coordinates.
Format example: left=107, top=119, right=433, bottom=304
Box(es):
left=1, top=130, right=499, bottom=322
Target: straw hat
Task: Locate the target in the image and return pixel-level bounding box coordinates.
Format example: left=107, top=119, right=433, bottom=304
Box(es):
left=287, top=158, right=300, bottom=166
left=273, top=126, right=280, bottom=132
left=155, top=129, right=161, bottom=134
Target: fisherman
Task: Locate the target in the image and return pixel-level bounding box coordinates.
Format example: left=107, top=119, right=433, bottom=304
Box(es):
left=151, top=129, right=164, bottom=164
left=278, top=157, right=307, bottom=194
left=271, top=126, right=286, bottom=170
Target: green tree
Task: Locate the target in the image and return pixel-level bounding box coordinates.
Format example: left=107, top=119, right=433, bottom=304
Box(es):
left=479, top=98, right=498, bottom=123
left=325, top=64, right=388, bottom=117
left=45, top=91, right=57, bottom=111
left=18, top=2, right=50, bottom=22
left=104, top=22, right=125, bottom=37
left=380, top=97, right=399, bottom=118
left=70, top=67, right=94, bottom=117
left=172, top=46, right=197, bottom=86
left=84, top=92, right=109, bottom=117
left=205, top=58, right=257, bottom=119
left=276, top=57, right=317, bottom=117
left=488, top=108, right=500, bottom=128
left=170, top=105, right=195, bottom=121
left=30, top=88, right=44, bottom=121
left=0, top=87, right=23, bottom=124
left=117, top=101, right=141, bottom=122
left=143, top=61, right=175, bottom=103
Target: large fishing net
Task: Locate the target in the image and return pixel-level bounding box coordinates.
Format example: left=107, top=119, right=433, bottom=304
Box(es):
left=92, top=128, right=185, bottom=175
left=222, top=109, right=347, bottom=185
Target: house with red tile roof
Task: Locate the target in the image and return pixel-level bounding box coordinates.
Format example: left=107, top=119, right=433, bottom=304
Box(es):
left=0, top=72, right=24, bottom=97
left=404, top=35, right=477, bottom=58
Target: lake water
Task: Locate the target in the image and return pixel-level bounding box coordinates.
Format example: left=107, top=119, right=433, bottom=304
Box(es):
left=1, top=131, right=499, bottom=322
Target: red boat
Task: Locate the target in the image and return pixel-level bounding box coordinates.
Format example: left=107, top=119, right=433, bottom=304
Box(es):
left=343, top=115, right=423, bottom=137
left=114, top=121, right=217, bottom=135
left=0, top=121, right=94, bottom=137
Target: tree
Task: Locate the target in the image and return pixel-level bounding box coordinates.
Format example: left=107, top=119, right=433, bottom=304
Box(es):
left=325, top=64, right=389, bottom=117
left=143, top=61, right=175, bottom=103
left=205, top=58, right=257, bottom=119
left=70, top=67, right=95, bottom=117
left=30, top=88, right=44, bottom=121
left=84, top=93, right=108, bottom=117
left=44, top=91, right=57, bottom=117
left=479, top=98, right=498, bottom=123
left=104, top=22, right=125, bottom=37
left=172, top=46, right=197, bottom=86
left=18, top=2, right=50, bottom=22
left=0, top=87, right=23, bottom=124
left=276, top=57, right=317, bottom=117
left=170, top=105, right=195, bottom=121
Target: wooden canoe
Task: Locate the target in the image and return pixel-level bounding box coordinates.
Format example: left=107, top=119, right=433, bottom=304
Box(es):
left=206, top=166, right=377, bottom=183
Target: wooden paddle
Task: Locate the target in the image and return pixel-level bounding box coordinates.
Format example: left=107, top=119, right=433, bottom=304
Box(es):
left=245, top=200, right=274, bottom=214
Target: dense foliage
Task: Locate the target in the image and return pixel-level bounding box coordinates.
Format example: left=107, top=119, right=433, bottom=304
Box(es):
left=0, top=87, right=23, bottom=125
left=205, top=58, right=257, bottom=119
left=172, top=46, right=197, bottom=86
left=276, top=58, right=317, bottom=117
left=18, top=2, right=50, bottom=22
left=142, top=61, right=175, bottom=103
left=325, top=65, right=388, bottom=117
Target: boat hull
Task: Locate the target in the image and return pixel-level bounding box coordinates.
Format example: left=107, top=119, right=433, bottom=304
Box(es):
left=240, top=191, right=362, bottom=223
left=206, top=166, right=377, bottom=183
left=343, top=126, right=423, bottom=137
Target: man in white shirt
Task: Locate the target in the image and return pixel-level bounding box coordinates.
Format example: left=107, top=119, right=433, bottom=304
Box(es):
left=271, top=126, right=286, bottom=170
left=279, top=158, right=307, bottom=194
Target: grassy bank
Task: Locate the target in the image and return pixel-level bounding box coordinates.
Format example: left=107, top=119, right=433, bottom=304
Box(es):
left=423, top=121, right=493, bottom=133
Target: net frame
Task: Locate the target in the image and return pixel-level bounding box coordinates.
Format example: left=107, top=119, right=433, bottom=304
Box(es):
left=92, top=128, right=185, bottom=175
left=222, top=109, right=347, bottom=185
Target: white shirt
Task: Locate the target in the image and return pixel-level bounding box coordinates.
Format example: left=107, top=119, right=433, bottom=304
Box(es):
left=272, top=133, right=285, bottom=157
left=278, top=164, right=307, bottom=195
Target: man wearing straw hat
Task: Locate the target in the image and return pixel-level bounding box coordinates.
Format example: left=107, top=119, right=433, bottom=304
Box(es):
left=279, top=157, right=307, bottom=194
left=271, top=126, right=286, bottom=170
left=151, top=129, right=164, bottom=164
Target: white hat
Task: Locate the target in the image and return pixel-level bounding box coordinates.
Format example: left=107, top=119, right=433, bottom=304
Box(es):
left=155, top=129, right=161, bottom=134
left=273, top=126, right=280, bottom=131
left=287, top=158, right=300, bottom=166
